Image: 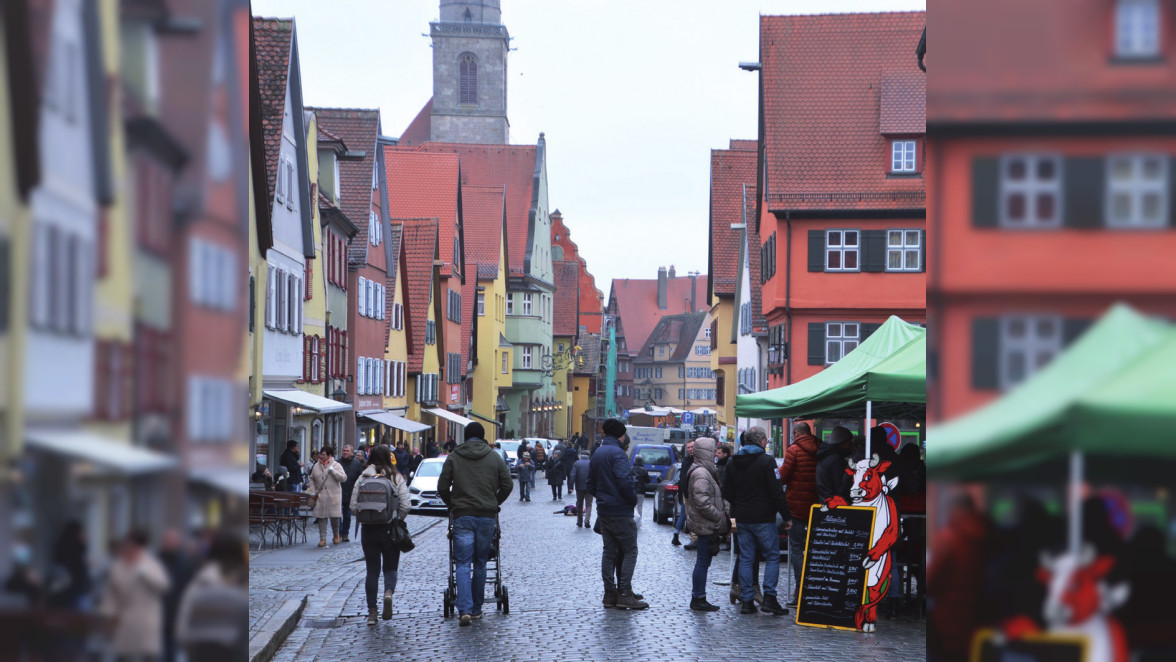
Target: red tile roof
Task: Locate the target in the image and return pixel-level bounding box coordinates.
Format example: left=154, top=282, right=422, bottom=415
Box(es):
left=729, top=139, right=757, bottom=152
left=399, top=218, right=438, bottom=374
left=609, top=273, right=708, bottom=358
left=880, top=72, right=926, bottom=134
left=709, top=145, right=757, bottom=298
left=746, top=184, right=767, bottom=334
left=316, top=125, right=346, bottom=146
left=929, top=0, right=1176, bottom=123
left=552, top=260, right=581, bottom=337
left=462, top=185, right=506, bottom=280
left=383, top=223, right=403, bottom=339
left=398, top=97, right=433, bottom=146
left=761, top=12, right=926, bottom=212
left=411, top=143, right=538, bottom=277
left=550, top=212, right=605, bottom=333
left=253, top=17, right=293, bottom=213
left=312, top=107, right=381, bottom=265
left=382, top=147, right=461, bottom=278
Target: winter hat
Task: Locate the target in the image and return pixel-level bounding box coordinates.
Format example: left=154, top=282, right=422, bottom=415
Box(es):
left=602, top=419, right=626, bottom=439
left=828, top=426, right=853, bottom=446
left=465, top=422, right=485, bottom=440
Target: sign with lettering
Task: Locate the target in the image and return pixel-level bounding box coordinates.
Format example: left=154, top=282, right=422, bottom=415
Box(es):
left=970, top=629, right=1087, bottom=662
left=795, top=504, right=875, bottom=630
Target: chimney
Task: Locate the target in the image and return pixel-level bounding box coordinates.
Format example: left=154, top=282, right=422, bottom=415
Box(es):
left=657, top=266, right=667, bottom=310
left=690, top=273, right=697, bottom=311
left=668, top=265, right=676, bottom=279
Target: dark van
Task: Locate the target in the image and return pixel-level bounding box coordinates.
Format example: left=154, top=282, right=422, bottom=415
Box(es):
left=630, top=444, right=677, bottom=494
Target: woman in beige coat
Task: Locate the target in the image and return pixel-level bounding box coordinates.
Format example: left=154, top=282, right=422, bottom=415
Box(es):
left=684, top=437, right=726, bottom=612
left=100, top=530, right=171, bottom=659
left=308, top=445, right=347, bottom=546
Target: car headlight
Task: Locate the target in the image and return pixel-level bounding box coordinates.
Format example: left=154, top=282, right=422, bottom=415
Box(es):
left=410, top=486, right=421, bottom=494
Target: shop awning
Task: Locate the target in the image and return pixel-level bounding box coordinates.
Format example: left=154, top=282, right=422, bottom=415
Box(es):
left=263, top=389, right=352, bottom=414
left=469, top=410, right=500, bottom=426
left=361, top=411, right=431, bottom=433
left=425, top=407, right=474, bottom=427
left=188, top=466, right=250, bottom=498
left=26, top=430, right=178, bottom=475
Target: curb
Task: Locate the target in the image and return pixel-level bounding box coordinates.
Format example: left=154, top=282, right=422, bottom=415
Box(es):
left=248, top=594, right=307, bottom=662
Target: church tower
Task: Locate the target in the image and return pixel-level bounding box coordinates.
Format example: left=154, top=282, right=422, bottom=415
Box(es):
left=429, top=0, right=510, bottom=144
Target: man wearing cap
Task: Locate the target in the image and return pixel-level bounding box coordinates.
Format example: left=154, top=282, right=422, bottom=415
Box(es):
left=437, top=423, right=513, bottom=626
left=587, top=419, right=648, bottom=610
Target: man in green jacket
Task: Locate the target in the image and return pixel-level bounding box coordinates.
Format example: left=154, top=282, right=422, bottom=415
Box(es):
left=438, top=423, right=513, bottom=626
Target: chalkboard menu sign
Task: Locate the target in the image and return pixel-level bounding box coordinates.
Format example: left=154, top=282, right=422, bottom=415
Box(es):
left=970, top=629, right=1087, bottom=662
left=795, top=504, right=875, bottom=630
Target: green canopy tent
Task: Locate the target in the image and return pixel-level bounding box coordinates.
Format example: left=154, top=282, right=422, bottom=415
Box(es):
left=735, top=316, right=925, bottom=456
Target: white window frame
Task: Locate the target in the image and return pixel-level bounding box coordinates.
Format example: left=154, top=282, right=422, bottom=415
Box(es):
left=1115, top=0, right=1161, bottom=58
left=1106, top=154, right=1168, bottom=229
left=357, top=356, right=366, bottom=395
left=825, top=321, right=860, bottom=365
left=477, top=292, right=485, bottom=316
left=522, top=346, right=533, bottom=369
left=891, top=140, right=916, bottom=173
left=825, top=229, right=860, bottom=272
left=358, top=276, right=367, bottom=316
left=694, top=345, right=710, bottom=356
left=1000, top=154, right=1063, bottom=229
left=502, top=352, right=508, bottom=374
left=999, top=314, right=1063, bottom=391
left=506, top=295, right=514, bottom=316
left=886, top=229, right=922, bottom=272
left=522, top=293, right=533, bottom=316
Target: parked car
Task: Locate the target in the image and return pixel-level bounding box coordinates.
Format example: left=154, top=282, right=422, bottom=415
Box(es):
left=652, top=463, right=681, bottom=524
left=629, top=444, right=677, bottom=494
left=408, top=458, right=448, bottom=514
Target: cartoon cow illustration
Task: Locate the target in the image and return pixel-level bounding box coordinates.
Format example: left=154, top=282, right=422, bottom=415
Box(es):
left=821, top=453, right=899, bottom=633
left=1000, top=544, right=1129, bottom=662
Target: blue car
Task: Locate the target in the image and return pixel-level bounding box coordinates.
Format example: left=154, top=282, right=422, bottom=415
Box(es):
left=630, top=444, right=677, bottom=495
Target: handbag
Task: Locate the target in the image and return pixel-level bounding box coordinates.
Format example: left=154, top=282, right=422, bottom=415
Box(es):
left=389, top=519, right=414, bottom=552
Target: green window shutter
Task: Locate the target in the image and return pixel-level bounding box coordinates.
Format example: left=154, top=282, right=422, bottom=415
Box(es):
left=1063, top=157, right=1105, bottom=229
left=972, top=157, right=999, bottom=228
left=808, top=231, right=825, bottom=272
left=807, top=323, right=825, bottom=365
left=861, top=230, right=887, bottom=273
left=971, top=317, right=999, bottom=390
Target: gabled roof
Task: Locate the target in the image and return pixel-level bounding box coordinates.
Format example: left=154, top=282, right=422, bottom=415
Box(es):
left=638, top=312, right=708, bottom=364
left=929, top=0, right=1176, bottom=124
left=552, top=260, right=580, bottom=337
left=462, top=185, right=506, bottom=280
left=412, top=143, right=538, bottom=277
left=312, top=107, right=381, bottom=265
left=383, top=223, right=403, bottom=339
left=399, top=218, right=438, bottom=374
left=252, top=17, right=293, bottom=210
left=609, top=273, right=708, bottom=358
left=761, top=11, right=926, bottom=212
left=746, top=184, right=767, bottom=334
left=709, top=144, right=757, bottom=298
left=879, top=72, right=926, bottom=134
left=399, top=97, right=433, bottom=147
left=729, top=139, right=757, bottom=152
left=383, top=147, right=461, bottom=278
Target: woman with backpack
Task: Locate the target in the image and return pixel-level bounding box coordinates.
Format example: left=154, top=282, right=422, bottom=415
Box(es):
left=350, top=445, right=411, bottom=625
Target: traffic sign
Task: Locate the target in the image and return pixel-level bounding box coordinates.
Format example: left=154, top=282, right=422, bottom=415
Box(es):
left=682, top=412, right=694, bottom=425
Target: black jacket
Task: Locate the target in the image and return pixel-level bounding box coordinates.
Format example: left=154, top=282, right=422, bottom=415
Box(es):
left=720, top=446, right=788, bottom=524
left=338, top=456, right=365, bottom=500
left=279, top=450, right=302, bottom=485
left=815, top=442, right=853, bottom=504
left=560, top=445, right=578, bottom=477
left=587, top=436, right=638, bottom=517
left=546, top=454, right=566, bottom=484
left=678, top=453, right=694, bottom=502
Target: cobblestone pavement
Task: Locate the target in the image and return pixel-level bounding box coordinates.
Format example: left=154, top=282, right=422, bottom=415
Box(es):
left=258, top=485, right=925, bottom=661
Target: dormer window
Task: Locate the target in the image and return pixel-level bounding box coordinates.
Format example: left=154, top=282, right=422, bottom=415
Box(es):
left=891, top=140, right=917, bottom=173
left=1115, top=0, right=1161, bottom=59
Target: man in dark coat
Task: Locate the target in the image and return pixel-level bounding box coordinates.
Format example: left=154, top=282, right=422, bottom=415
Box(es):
left=279, top=440, right=303, bottom=492
left=561, top=440, right=578, bottom=494
left=587, top=419, right=647, bottom=610
left=338, top=444, right=365, bottom=543
left=815, top=426, right=853, bottom=506
left=425, top=439, right=441, bottom=459
left=777, top=422, right=821, bottom=606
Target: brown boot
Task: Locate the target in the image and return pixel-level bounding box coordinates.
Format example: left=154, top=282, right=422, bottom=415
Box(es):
left=614, top=590, right=649, bottom=610
left=318, top=539, right=327, bottom=548
left=333, top=535, right=341, bottom=545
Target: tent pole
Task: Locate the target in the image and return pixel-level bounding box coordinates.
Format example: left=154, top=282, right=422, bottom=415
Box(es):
left=865, top=400, right=872, bottom=457
left=1069, top=450, right=1083, bottom=555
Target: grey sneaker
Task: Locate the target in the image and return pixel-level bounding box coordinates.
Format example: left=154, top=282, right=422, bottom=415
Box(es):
left=366, top=610, right=377, bottom=626
left=382, top=593, right=393, bottom=620
left=459, top=613, right=471, bottom=626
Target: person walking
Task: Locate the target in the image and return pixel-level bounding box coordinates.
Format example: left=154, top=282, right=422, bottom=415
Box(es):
left=175, top=532, right=249, bottom=661
left=722, top=426, right=790, bottom=616
left=339, top=445, right=365, bottom=544
left=100, top=530, right=171, bottom=661
left=279, top=440, right=303, bottom=492
left=534, top=442, right=546, bottom=478
left=672, top=439, right=696, bottom=547
left=308, top=446, right=346, bottom=547
left=684, top=437, right=727, bottom=611
left=426, top=438, right=441, bottom=459
left=587, top=419, right=647, bottom=610
left=437, top=423, right=513, bottom=626
left=816, top=426, right=854, bottom=506
left=546, top=449, right=567, bottom=500
left=570, top=452, right=593, bottom=527
left=350, top=445, right=412, bottom=626
left=516, top=454, right=534, bottom=502
left=561, top=440, right=578, bottom=496
left=777, top=422, right=821, bottom=607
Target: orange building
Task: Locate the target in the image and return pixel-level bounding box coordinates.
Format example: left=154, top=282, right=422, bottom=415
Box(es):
left=928, top=0, right=1176, bottom=422
left=755, top=12, right=927, bottom=404
left=550, top=210, right=605, bottom=335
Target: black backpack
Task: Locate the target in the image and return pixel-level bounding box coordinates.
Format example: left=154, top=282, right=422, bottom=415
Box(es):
left=355, top=474, right=398, bottom=525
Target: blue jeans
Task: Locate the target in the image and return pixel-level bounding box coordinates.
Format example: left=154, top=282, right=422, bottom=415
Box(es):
left=519, top=477, right=530, bottom=500
left=674, top=496, right=687, bottom=535
left=692, top=534, right=713, bottom=598
left=453, top=516, right=496, bottom=615
left=737, top=522, right=780, bottom=601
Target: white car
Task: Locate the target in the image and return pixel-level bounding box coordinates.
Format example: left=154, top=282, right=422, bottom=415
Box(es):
left=408, top=458, right=448, bottom=513
left=494, top=440, right=522, bottom=475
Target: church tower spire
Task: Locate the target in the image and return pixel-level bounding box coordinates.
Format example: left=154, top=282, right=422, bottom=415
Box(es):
left=429, top=0, right=510, bottom=144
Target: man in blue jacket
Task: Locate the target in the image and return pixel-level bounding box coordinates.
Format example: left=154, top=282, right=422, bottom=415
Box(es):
left=587, top=419, right=648, bottom=610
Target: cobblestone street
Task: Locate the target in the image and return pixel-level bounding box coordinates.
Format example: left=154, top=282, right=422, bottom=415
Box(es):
left=250, top=481, right=924, bottom=661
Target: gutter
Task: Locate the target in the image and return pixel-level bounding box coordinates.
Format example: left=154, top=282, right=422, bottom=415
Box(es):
left=785, top=210, right=792, bottom=388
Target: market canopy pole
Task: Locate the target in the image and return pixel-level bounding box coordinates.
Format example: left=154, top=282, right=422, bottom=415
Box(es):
left=865, top=400, right=872, bottom=458
left=1069, top=451, right=1083, bottom=556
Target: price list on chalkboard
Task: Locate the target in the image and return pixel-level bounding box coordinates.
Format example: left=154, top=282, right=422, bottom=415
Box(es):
left=796, top=505, right=875, bottom=630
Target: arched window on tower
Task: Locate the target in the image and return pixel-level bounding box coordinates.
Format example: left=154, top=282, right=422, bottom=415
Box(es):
left=459, top=54, right=477, bottom=105
left=463, top=8, right=472, bottom=22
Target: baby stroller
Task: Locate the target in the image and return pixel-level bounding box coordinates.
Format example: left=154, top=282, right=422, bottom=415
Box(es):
left=442, top=512, right=509, bottom=617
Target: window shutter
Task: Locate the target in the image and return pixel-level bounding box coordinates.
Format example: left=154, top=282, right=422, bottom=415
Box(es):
left=277, top=269, right=288, bottom=331
left=305, top=261, right=312, bottom=300
left=248, top=275, right=255, bottom=332
left=971, top=157, right=999, bottom=228
left=1063, top=317, right=1093, bottom=347
left=302, top=334, right=310, bottom=381
left=358, top=276, right=367, bottom=316
left=357, top=356, right=365, bottom=394
left=266, top=266, right=275, bottom=328
left=971, top=317, right=999, bottom=389
left=807, top=323, right=825, bottom=365
left=1063, top=157, right=1104, bottom=229
left=920, top=229, right=927, bottom=273
left=807, top=230, right=824, bottom=272
left=861, top=230, right=887, bottom=273
left=860, top=322, right=882, bottom=342
left=296, top=278, right=303, bottom=333
left=1169, top=157, right=1176, bottom=227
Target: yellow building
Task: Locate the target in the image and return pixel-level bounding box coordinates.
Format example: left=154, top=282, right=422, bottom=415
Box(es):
left=709, top=296, right=737, bottom=427
left=400, top=218, right=443, bottom=448
left=463, top=186, right=512, bottom=435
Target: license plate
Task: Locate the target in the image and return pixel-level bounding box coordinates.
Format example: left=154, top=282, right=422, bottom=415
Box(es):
left=648, top=472, right=659, bottom=481
left=429, top=499, right=443, bottom=506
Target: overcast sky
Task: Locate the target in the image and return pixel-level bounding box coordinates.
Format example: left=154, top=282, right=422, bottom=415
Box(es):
left=252, top=0, right=925, bottom=297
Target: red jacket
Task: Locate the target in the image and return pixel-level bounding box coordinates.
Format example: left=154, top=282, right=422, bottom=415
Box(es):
left=777, top=434, right=820, bottom=520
